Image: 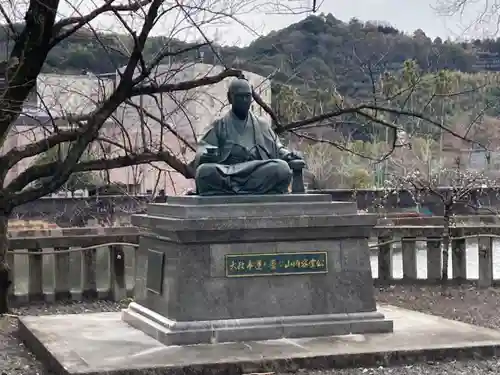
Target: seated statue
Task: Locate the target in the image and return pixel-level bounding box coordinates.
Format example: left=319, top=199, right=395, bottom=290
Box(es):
left=193, top=78, right=305, bottom=196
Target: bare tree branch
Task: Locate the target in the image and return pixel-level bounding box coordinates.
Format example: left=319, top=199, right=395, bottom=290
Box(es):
left=8, top=149, right=194, bottom=207
left=0, top=4, right=17, bottom=39
left=130, top=68, right=245, bottom=96
left=50, top=0, right=154, bottom=47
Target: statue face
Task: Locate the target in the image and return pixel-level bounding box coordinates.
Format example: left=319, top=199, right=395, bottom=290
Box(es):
left=228, top=80, right=252, bottom=118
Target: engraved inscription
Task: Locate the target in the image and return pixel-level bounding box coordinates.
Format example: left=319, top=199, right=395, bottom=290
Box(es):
left=146, top=249, right=165, bottom=294
left=225, top=252, right=327, bottom=277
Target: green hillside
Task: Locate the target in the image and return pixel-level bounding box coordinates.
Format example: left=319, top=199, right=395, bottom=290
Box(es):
left=3, top=13, right=500, bottom=142
left=0, top=14, right=493, bottom=90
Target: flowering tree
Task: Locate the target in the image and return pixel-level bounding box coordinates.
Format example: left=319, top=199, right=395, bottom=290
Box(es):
left=385, top=152, right=495, bottom=280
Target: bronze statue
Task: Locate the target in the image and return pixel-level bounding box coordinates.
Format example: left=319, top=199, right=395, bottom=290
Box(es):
left=193, top=78, right=305, bottom=196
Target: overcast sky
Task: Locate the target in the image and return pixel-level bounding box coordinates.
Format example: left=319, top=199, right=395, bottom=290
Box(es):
left=45, top=0, right=498, bottom=47
left=228, top=0, right=494, bottom=46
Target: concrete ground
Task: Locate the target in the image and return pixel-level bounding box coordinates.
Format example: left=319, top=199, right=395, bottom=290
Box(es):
left=17, top=304, right=500, bottom=375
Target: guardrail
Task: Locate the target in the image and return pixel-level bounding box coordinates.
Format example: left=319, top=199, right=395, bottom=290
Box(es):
left=6, top=224, right=500, bottom=305
left=6, top=226, right=140, bottom=304
left=372, top=225, right=500, bottom=286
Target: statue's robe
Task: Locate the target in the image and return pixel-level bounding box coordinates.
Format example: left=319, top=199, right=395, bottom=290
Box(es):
left=194, top=111, right=292, bottom=195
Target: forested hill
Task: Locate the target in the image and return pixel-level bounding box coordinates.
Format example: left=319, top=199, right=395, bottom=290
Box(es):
left=2, top=14, right=500, bottom=94
left=222, top=14, right=477, bottom=96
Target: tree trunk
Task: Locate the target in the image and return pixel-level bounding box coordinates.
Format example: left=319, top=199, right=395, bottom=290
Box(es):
left=0, top=213, right=10, bottom=313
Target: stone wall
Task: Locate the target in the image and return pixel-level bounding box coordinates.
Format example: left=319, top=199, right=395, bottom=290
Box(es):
left=10, top=195, right=167, bottom=227
left=9, top=187, right=500, bottom=226
left=316, top=187, right=500, bottom=215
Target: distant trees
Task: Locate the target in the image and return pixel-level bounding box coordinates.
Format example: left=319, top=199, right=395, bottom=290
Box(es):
left=274, top=58, right=499, bottom=163
left=301, top=142, right=376, bottom=189
left=275, top=58, right=500, bottom=192
left=237, top=15, right=480, bottom=93
left=0, top=14, right=495, bottom=94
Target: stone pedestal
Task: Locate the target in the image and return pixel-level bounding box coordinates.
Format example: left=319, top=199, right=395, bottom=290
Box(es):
left=123, top=194, right=393, bottom=345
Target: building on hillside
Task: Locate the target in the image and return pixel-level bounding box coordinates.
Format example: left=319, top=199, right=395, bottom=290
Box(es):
left=1, top=73, right=117, bottom=187
left=473, top=51, right=500, bottom=72
left=1, top=64, right=272, bottom=195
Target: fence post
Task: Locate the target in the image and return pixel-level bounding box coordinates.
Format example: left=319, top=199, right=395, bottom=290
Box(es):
left=82, top=247, right=97, bottom=299
left=377, top=236, right=392, bottom=283
left=6, top=248, right=14, bottom=302
left=28, top=248, right=44, bottom=302
left=402, top=237, right=417, bottom=280
left=134, top=244, right=147, bottom=300
left=109, top=245, right=126, bottom=301
left=54, top=247, right=71, bottom=301
left=426, top=238, right=442, bottom=281
left=478, top=236, right=493, bottom=288
left=451, top=238, right=466, bottom=281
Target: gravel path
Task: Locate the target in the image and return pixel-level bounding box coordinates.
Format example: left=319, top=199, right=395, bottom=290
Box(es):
left=2, top=286, right=500, bottom=375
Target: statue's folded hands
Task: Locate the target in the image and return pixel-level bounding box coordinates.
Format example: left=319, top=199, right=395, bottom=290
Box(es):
left=193, top=78, right=305, bottom=196
left=198, top=146, right=219, bottom=164
left=282, top=150, right=303, bottom=162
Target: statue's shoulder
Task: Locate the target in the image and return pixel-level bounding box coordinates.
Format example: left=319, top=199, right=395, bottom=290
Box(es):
left=199, top=117, right=224, bottom=140
left=208, top=116, right=224, bottom=128
left=251, top=113, right=272, bottom=128
left=202, top=116, right=224, bottom=132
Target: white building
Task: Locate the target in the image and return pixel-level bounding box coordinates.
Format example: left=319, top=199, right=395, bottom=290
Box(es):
left=1, top=73, right=116, bottom=188
left=2, top=64, right=272, bottom=195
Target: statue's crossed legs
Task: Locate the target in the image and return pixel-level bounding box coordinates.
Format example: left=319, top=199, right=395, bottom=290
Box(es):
left=195, top=159, right=292, bottom=196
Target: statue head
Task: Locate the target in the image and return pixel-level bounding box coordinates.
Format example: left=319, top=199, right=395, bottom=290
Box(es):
left=228, top=78, right=252, bottom=119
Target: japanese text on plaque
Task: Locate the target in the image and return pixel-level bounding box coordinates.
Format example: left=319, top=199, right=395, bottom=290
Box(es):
left=225, top=252, right=328, bottom=277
